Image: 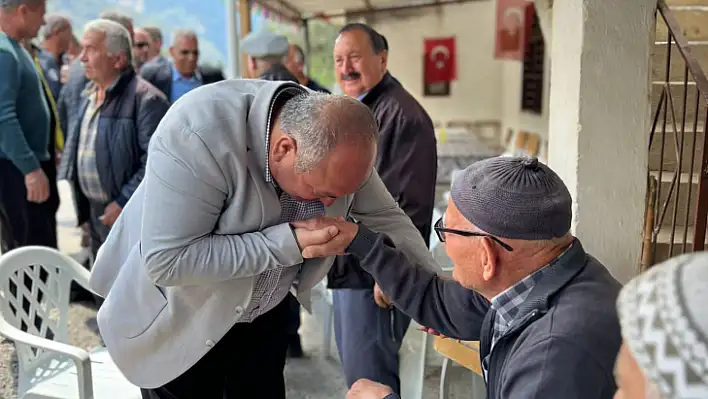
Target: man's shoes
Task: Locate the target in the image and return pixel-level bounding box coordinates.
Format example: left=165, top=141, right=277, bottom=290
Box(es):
left=287, top=334, right=304, bottom=358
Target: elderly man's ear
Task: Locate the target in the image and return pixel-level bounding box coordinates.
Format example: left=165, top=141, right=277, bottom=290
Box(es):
left=480, top=237, right=498, bottom=282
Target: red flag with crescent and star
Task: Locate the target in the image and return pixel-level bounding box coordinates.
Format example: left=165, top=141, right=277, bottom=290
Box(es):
left=495, top=0, right=534, bottom=61
left=423, top=37, right=456, bottom=84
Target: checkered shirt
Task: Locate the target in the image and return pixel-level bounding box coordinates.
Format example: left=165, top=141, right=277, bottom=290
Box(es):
left=240, top=86, right=322, bottom=323
left=77, top=87, right=109, bottom=203
left=489, top=266, right=548, bottom=348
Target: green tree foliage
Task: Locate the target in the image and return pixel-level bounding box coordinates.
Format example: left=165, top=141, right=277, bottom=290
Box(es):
left=266, top=19, right=340, bottom=91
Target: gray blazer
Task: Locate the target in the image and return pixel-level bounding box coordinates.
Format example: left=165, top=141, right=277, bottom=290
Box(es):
left=89, top=79, right=440, bottom=389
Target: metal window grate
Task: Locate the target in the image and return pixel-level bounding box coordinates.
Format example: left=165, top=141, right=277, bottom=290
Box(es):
left=520, top=12, right=545, bottom=114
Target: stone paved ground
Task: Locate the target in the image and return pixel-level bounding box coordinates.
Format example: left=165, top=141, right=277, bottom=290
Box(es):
left=0, top=182, right=478, bottom=399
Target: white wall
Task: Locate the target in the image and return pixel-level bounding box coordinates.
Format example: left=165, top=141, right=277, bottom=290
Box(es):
left=500, top=1, right=552, bottom=159
left=371, top=1, right=551, bottom=160
left=370, top=1, right=503, bottom=125
left=500, top=53, right=551, bottom=152
left=547, top=0, right=653, bottom=283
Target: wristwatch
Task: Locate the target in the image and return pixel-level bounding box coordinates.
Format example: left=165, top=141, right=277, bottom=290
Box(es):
left=382, top=393, right=400, bottom=399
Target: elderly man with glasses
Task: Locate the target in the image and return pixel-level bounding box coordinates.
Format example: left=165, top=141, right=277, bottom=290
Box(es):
left=295, top=156, right=623, bottom=399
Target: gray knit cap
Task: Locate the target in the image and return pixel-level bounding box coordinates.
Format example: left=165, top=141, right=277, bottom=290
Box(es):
left=617, top=252, right=708, bottom=398
left=450, top=156, right=572, bottom=240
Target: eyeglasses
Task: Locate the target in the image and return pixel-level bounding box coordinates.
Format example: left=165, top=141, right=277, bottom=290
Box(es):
left=434, top=217, right=514, bottom=252
left=134, top=42, right=150, bottom=49
left=179, top=49, right=199, bottom=57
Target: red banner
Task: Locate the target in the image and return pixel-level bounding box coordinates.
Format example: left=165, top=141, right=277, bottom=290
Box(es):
left=495, top=0, right=534, bottom=61
left=424, top=37, right=456, bottom=84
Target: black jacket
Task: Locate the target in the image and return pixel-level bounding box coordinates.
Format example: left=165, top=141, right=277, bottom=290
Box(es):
left=139, top=61, right=225, bottom=103
left=58, top=69, right=169, bottom=225
left=348, top=229, right=622, bottom=399
left=305, top=78, right=330, bottom=93
left=328, top=73, right=438, bottom=289
left=259, top=62, right=298, bottom=83
left=57, top=59, right=89, bottom=146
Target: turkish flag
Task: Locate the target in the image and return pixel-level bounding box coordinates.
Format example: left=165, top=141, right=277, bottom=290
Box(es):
left=495, top=0, right=534, bottom=61
left=424, top=37, right=456, bottom=84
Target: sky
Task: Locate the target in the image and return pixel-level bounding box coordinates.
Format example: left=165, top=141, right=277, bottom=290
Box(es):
left=50, top=0, right=276, bottom=66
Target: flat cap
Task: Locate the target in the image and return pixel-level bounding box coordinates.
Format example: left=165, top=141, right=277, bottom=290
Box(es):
left=450, top=156, right=572, bottom=240
left=241, top=30, right=289, bottom=58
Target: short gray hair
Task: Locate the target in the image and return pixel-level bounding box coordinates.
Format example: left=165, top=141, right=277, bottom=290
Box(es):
left=98, top=10, right=133, bottom=33
left=172, top=28, right=197, bottom=44
left=278, top=92, right=379, bottom=173
left=84, top=19, right=133, bottom=67
left=143, top=26, right=162, bottom=43
left=42, top=13, right=70, bottom=40
left=0, top=0, right=43, bottom=10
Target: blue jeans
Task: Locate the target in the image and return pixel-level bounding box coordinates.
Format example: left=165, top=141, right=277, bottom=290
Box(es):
left=333, top=288, right=411, bottom=394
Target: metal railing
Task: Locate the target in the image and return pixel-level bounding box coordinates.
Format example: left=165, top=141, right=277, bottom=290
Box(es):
left=641, top=1, right=708, bottom=268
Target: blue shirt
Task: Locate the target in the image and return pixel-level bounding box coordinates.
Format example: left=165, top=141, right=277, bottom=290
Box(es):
left=169, top=64, right=202, bottom=103
left=0, top=33, right=50, bottom=174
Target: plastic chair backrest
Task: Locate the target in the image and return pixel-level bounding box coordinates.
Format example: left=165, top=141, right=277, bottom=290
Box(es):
left=0, top=246, right=91, bottom=390
left=429, top=207, right=443, bottom=252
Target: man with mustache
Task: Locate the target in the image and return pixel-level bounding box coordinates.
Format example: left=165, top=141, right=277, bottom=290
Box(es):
left=329, top=23, right=438, bottom=395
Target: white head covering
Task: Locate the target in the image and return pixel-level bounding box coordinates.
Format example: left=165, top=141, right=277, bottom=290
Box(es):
left=617, top=252, right=708, bottom=398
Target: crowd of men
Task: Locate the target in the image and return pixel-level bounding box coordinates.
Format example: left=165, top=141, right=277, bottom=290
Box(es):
left=1, top=0, right=440, bottom=397
left=3, top=1, right=708, bottom=399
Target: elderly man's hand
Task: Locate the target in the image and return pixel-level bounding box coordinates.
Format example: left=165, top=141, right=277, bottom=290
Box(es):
left=293, top=224, right=340, bottom=250
left=100, top=201, right=123, bottom=227
left=292, top=217, right=358, bottom=258
left=374, top=283, right=392, bottom=308
left=346, top=378, right=394, bottom=399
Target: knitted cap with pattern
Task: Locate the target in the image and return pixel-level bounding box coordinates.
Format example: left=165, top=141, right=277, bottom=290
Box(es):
left=450, top=156, right=572, bottom=240
left=617, top=252, right=708, bottom=398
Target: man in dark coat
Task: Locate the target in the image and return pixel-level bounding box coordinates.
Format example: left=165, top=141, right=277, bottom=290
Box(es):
left=328, top=23, right=438, bottom=394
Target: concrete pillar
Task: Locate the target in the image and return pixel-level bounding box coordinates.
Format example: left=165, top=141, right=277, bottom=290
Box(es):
left=547, top=0, right=655, bottom=283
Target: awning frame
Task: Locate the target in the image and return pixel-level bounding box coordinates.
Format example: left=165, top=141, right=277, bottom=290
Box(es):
left=254, top=0, right=481, bottom=23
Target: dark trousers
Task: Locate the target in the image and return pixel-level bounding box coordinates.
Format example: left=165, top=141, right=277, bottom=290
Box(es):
left=141, top=297, right=290, bottom=399
left=86, top=199, right=110, bottom=258
left=285, top=292, right=301, bottom=336
left=0, top=159, right=58, bottom=252
left=333, top=288, right=411, bottom=395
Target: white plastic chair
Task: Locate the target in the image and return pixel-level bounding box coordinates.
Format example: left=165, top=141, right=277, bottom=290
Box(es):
left=0, top=246, right=140, bottom=399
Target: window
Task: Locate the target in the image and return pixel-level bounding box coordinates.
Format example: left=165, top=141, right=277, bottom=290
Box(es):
left=521, top=12, right=545, bottom=114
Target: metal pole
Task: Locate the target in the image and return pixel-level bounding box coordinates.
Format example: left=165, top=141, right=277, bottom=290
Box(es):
left=225, top=0, right=240, bottom=78
left=302, top=18, right=311, bottom=76
left=239, top=0, right=252, bottom=78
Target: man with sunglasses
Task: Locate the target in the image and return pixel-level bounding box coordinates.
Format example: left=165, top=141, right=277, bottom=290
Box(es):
left=295, top=156, right=623, bottom=399
left=139, top=28, right=224, bottom=104
left=132, top=27, right=152, bottom=71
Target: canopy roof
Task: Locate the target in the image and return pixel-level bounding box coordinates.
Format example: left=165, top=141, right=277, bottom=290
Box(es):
left=254, top=0, right=478, bottom=22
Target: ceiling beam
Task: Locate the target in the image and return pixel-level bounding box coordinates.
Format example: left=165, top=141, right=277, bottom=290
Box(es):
left=270, top=0, right=302, bottom=17
left=304, top=0, right=480, bottom=20
left=252, top=0, right=302, bottom=23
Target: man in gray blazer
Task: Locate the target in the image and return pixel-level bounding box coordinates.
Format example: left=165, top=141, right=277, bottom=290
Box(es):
left=89, top=79, right=440, bottom=398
